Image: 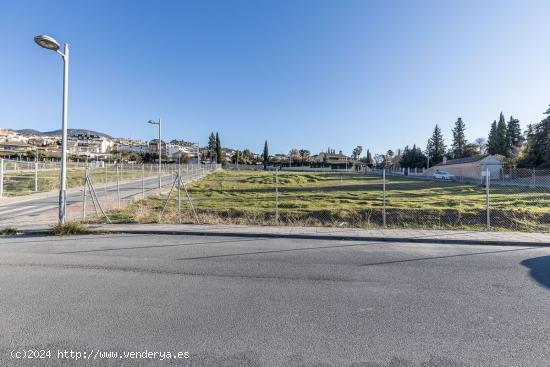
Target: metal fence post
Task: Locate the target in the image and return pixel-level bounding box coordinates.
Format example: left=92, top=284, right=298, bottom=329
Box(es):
left=532, top=168, right=536, bottom=186
left=0, top=158, right=3, bottom=199
left=104, top=162, right=108, bottom=194
left=178, top=163, right=182, bottom=224
left=82, top=167, right=88, bottom=221
left=275, top=169, right=279, bottom=223
left=34, top=161, right=38, bottom=192
left=485, top=168, right=491, bottom=231
left=116, top=164, right=120, bottom=209
left=142, top=164, right=145, bottom=199
left=382, top=168, right=387, bottom=228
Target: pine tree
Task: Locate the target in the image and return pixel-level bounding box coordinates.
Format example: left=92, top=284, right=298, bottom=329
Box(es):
left=451, top=117, right=467, bottom=159
left=505, top=115, right=522, bottom=158
left=487, top=120, right=498, bottom=154
left=263, top=140, right=269, bottom=169
left=426, top=124, right=446, bottom=165
left=215, top=132, right=222, bottom=164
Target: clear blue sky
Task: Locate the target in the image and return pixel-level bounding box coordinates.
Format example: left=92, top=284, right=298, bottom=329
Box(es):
left=1, top=0, right=549, bottom=156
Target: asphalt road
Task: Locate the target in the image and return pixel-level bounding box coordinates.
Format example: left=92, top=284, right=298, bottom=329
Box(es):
left=0, top=234, right=549, bottom=367
left=0, top=171, right=204, bottom=227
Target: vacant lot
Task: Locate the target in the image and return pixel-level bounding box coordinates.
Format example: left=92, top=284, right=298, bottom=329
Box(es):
left=105, top=170, right=550, bottom=231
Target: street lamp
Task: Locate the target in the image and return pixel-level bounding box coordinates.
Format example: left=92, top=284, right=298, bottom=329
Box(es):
left=34, top=34, right=69, bottom=224
left=147, top=119, right=162, bottom=189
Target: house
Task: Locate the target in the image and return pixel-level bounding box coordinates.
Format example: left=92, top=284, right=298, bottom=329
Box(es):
left=116, top=143, right=148, bottom=154
left=425, top=155, right=503, bottom=180
left=67, top=133, right=114, bottom=158
left=148, top=139, right=167, bottom=156
left=311, top=150, right=363, bottom=170
left=0, top=141, right=32, bottom=158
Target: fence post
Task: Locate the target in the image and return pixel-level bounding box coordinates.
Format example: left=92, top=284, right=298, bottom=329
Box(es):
left=116, top=164, right=120, bottom=209
left=382, top=168, right=387, bottom=228
left=142, top=164, right=145, bottom=199
left=82, top=167, right=88, bottom=221
left=178, top=163, right=182, bottom=224
left=104, top=162, right=108, bottom=194
left=275, top=169, right=279, bottom=223
left=485, top=167, right=490, bottom=231
left=532, top=168, right=536, bottom=186
left=34, top=161, right=38, bottom=192
left=0, top=158, right=3, bottom=199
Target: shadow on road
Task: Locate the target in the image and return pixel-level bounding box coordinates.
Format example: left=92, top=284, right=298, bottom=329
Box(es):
left=521, top=255, right=550, bottom=289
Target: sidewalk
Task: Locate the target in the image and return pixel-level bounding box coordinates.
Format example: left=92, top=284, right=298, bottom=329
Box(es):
left=81, top=223, right=550, bottom=247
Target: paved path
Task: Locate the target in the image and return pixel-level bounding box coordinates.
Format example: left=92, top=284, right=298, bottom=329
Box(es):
left=0, top=234, right=549, bottom=366
left=88, top=223, right=550, bottom=246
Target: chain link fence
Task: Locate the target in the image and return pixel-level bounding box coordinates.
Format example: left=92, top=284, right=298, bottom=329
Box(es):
left=118, top=167, right=550, bottom=232
left=0, top=159, right=219, bottom=227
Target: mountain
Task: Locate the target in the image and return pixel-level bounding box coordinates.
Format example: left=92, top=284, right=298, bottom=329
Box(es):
left=15, top=128, right=112, bottom=138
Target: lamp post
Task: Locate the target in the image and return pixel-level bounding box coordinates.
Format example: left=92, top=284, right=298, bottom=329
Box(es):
left=147, top=119, right=162, bottom=189
left=34, top=35, right=69, bottom=224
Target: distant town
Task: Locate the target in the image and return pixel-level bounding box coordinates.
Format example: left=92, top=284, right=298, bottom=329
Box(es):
left=0, top=127, right=364, bottom=170
left=2, top=103, right=550, bottom=179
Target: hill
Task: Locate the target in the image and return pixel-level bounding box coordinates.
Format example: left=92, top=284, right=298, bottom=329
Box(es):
left=16, top=128, right=112, bottom=138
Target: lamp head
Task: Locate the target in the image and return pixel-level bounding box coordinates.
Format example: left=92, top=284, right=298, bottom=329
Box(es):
left=34, top=35, right=60, bottom=51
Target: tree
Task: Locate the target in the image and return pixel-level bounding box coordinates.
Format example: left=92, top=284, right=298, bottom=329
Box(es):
left=451, top=117, right=467, bottom=159
left=298, top=149, right=310, bottom=163
left=520, top=105, right=550, bottom=167
left=495, top=112, right=508, bottom=156
left=289, top=149, right=300, bottom=165
left=400, top=144, right=427, bottom=169
left=215, top=132, right=222, bottom=164
left=263, top=140, right=269, bottom=169
left=487, top=120, right=499, bottom=154
left=462, top=143, right=480, bottom=158
left=364, top=149, right=374, bottom=167
left=474, top=137, right=487, bottom=154
left=207, top=132, right=216, bottom=159
left=374, top=154, right=386, bottom=168
left=352, top=146, right=363, bottom=160
left=506, top=115, right=523, bottom=158
left=426, top=124, right=446, bottom=165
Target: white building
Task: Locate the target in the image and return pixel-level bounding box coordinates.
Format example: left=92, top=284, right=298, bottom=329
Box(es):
left=67, top=133, right=114, bottom=157
left=425, top=155, right=504, bottom=180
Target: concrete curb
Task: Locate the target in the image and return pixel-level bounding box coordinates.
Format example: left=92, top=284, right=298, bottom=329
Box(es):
left=77, top=226, right=550, bottom=247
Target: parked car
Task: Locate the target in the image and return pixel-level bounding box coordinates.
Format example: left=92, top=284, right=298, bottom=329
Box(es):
left=433, top=170, right=454, bottom=180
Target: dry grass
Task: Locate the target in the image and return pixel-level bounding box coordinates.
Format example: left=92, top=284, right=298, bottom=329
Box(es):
left=50, top=221, right=91, bottom=236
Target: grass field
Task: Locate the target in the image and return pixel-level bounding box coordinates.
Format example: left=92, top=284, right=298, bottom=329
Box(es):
left=104, top=170, right=550, bottom=231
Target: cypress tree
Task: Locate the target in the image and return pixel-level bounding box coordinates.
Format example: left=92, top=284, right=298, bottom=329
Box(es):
left=495, top=112, right=508, bottom=155
left=215, top=132, right=222, bottom=164
left=487, top=120, right=498, bottom=154
left=263, top=140, right=269, bottom=169
left=365, top=149, right=373, bottom=167
left=208, top=132, right=216, bottom=159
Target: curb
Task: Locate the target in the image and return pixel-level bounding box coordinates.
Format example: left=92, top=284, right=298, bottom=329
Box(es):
left=79, top=227, right=550, bottom=247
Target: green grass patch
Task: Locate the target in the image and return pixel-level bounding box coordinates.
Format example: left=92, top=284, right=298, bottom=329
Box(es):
left=96, top=170, right=550, bottom=231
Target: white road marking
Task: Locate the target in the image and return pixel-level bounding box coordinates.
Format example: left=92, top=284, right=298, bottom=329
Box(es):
left=0, top=205, right=57, bottom=220
left=0, top=205, right=37, bottom=215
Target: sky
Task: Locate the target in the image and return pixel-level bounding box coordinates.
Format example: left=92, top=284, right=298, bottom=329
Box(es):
left=1, top=0, right=549, bottom=156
